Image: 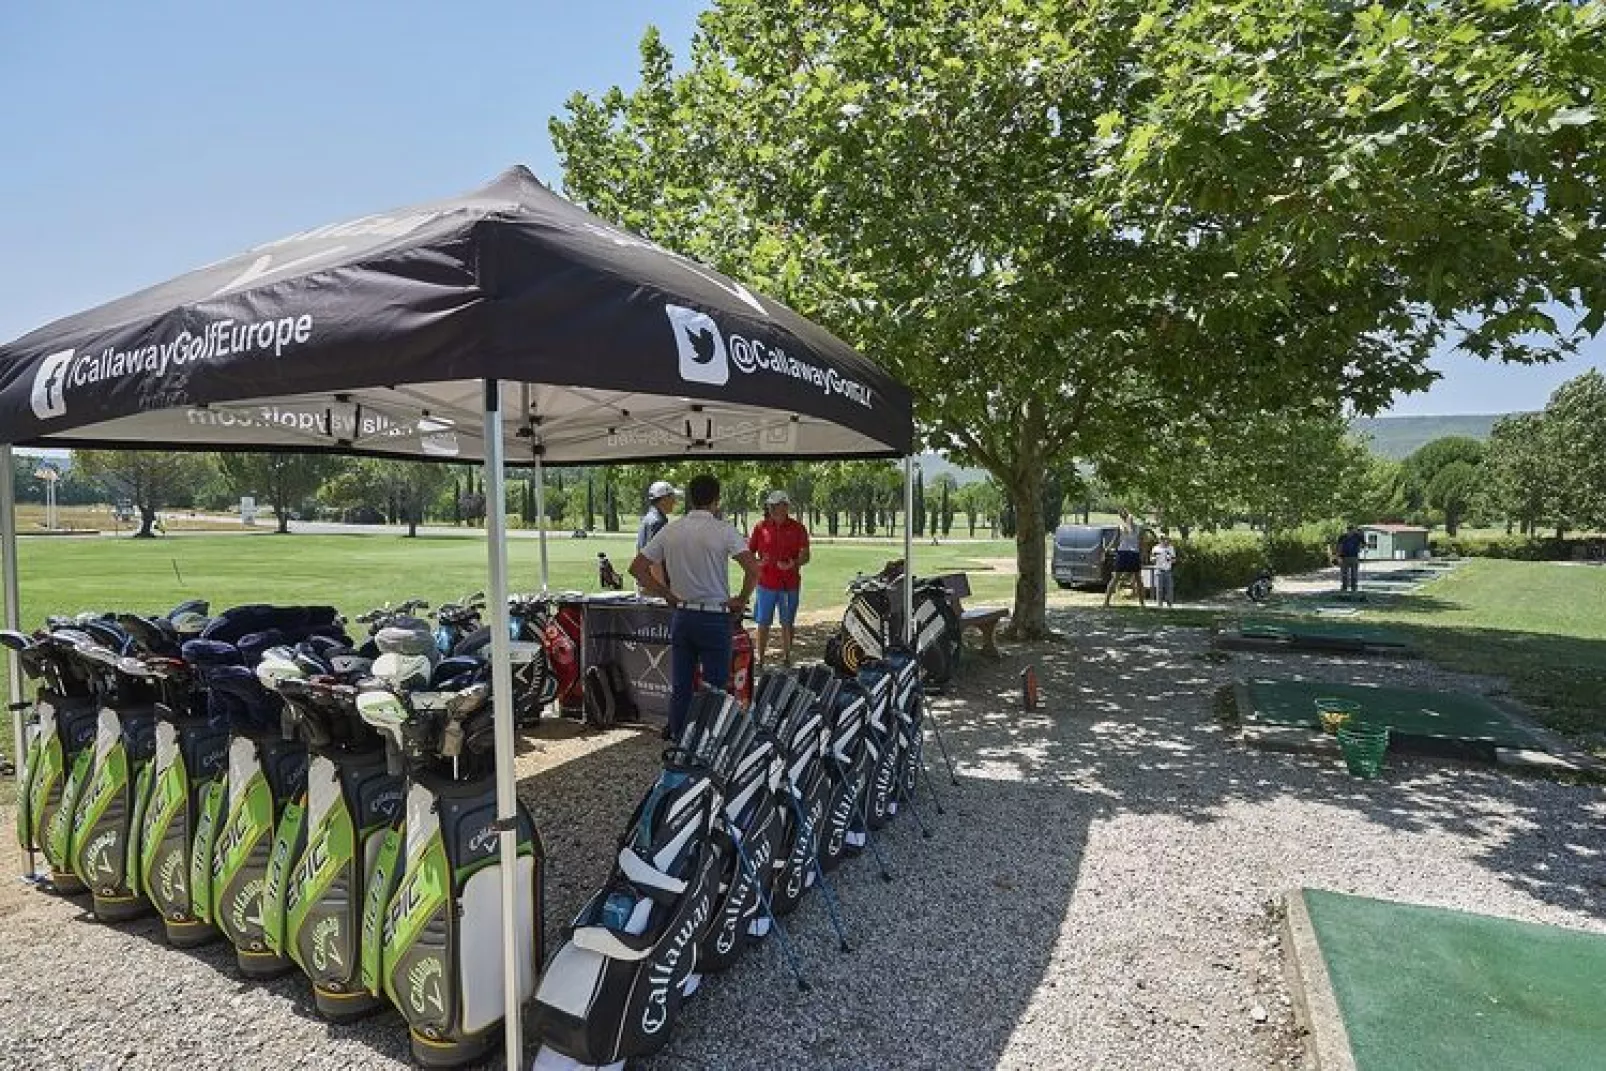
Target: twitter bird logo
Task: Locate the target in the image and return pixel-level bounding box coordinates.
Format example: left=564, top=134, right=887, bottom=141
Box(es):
left=687, top=325, right=718, bottom=364
left=665, top=305, right=729, bottom=386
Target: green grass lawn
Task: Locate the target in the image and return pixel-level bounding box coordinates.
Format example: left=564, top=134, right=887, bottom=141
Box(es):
left=0, top=529, right=1024, bottom=795
left=0, top=529, right=1023, bottom=631
left=1365, top=559, right=1606, bottom=751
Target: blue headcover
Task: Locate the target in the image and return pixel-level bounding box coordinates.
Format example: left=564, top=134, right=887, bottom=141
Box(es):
left=201, top=604, right=340, bottom=646
left=431, top=657, right=489, bottom=690
left=201, top=663, right=279, bottom=733
left=236, top=629, right=286, bottom=666
left=181, top=639, right=243, bottom=667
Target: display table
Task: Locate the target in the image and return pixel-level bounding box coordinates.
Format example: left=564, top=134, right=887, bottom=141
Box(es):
left=557, top=595, right=752, bottom=721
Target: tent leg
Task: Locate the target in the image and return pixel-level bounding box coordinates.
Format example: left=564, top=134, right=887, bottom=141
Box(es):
left=902, top=457, right=914, bottom=647
left=2, top=447, right=25, bottom=864
left=481, top=382, right=525, bottom=1070
left=534, top=456, right=549, bottom=592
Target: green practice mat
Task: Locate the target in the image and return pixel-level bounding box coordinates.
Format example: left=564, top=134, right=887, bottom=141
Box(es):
left=1238, top=678, right=1540, bottom=754
left=1301, top=889, right=1606, bottom=1071
left=1240, top=617, right=1411, bottom=649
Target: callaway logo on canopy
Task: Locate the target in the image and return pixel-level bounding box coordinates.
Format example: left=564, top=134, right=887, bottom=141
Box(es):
left=0, top=166, right=911, bottom=463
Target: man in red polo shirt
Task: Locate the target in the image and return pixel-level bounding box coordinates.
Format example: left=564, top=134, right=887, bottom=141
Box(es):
left=749, top=489, right=811, bottom=667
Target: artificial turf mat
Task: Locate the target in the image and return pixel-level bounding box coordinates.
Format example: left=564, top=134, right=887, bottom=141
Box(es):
left=1239, top=617, right=1411, bottom=649
left=1238, top=678, right=1540, bottom=753
left=1301, top=889, right=1606, bottom=1071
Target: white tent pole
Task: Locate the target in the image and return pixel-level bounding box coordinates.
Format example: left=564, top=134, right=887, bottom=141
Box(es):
left=534, top=456, right=549, bottom=592
left=2, top=446, right=25, bottom=848
left=903, top=456, right=914, bottom=646
left=481, top=382, right=525, bottom=1069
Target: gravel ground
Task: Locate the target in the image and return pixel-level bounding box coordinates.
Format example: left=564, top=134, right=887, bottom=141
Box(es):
left=2, top=589, right=1602, bottom=1070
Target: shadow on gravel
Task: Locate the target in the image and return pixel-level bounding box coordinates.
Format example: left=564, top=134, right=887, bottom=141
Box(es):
left=506, top=682, right=1096, bottom=1071
left=939, top=612, right=1605, bottom=925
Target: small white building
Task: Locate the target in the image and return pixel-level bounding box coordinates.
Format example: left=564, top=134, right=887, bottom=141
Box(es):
left=1361, top=523, right=1431, bottom=560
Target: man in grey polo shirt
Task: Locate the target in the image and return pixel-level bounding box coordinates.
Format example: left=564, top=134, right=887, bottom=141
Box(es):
left=629, top=473, right=759, bottom=739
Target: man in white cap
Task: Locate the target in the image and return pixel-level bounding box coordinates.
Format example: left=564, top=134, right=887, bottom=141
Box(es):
left=748, top=488, right=811, bottom=667
left=635, top=479, right=679, bottom=593
left=637, top=479, right=680, bottom=552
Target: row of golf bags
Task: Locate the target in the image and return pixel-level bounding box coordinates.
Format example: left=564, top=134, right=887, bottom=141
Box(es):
left=531, top=647, right=932, bottom=1069
left=6, top=600, right=543, bottom=1068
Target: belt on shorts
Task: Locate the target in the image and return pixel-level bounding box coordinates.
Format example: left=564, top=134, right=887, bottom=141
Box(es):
left=678, top=600, right=730, bottom=614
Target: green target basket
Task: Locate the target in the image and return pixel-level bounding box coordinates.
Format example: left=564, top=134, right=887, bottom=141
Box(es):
left=1336, top=723, right=1390, bottom=779
left=1314, top=697, right=1363, bottom=734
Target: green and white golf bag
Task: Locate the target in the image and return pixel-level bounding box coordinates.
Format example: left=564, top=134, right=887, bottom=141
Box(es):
left=357, top=635, right=544, bottom=1068
left=262, top=667, right=404, bottom=1022
left=6, top=630, right=101, bottom=894
left=183, top=640, right=310, bottom=979
left=138, top=694, right=230, bottom=946
left=67, top=646, right=163, bottom=922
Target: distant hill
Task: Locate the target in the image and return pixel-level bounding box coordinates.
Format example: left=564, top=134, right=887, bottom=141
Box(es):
left=1350, top=414, right=1517, bottom=459
left=916, top=452, right=989, bottom=486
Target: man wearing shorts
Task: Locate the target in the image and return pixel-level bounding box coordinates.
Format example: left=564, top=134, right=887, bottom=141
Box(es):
left=748, top=489, right=811, bottom=667
left=1103, top=507, right=1147, bottom=608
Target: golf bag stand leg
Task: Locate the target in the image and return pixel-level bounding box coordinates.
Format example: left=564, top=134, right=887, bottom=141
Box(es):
left=925, top=707, right=959, bottom=786
left=725, top=817, right=809, bottom=992
left=784, top=787, right=851, bottom=953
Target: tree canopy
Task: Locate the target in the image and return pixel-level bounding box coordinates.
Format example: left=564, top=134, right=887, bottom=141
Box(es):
left=551, top=0, right=1605, bottom=635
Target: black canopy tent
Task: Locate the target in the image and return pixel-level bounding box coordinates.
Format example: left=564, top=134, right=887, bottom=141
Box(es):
left=0, top=166, right=916, bottom=1064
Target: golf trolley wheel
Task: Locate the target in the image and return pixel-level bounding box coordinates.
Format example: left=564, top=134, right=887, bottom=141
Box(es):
left=411, top=1027, right=492, bottom=1070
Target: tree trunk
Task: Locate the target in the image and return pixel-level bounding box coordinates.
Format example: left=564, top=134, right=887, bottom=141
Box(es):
left=136, top=504, right=158, bottom=538
left=276, top=500, right=290, bottom=534
left=1003, top=400, right=1050, bottom=640
left=1006, top=463, right=1049, bottom=639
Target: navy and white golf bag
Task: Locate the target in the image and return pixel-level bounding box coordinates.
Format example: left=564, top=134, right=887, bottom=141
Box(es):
left=531, top=690, right=749, bottom=1069
left=697, top=670, right=793, bottom=974
left=766, top=667, right=833, bottom=917
left=817, top=674, right=872, bottom=872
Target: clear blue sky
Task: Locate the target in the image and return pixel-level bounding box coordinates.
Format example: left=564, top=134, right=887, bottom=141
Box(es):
left=1, top=0, right=1598, bottom=418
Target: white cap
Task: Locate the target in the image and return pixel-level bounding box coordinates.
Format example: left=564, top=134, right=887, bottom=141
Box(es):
left=647, top=480, right=680, bottom=502
left=764, top=489, right=791, bottom=506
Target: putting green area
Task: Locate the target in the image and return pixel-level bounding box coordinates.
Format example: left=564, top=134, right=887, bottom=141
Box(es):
left=1238, top=679, right=1539, bottom=753
left=1239, top=617, right=1410, bottom=650
left=1301, top=889, right=1606, bottom=1071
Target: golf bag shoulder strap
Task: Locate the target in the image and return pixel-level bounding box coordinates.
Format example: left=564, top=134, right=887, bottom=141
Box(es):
left=605, top=662, right=638, bottom=722
left=584, top=664, right=621, bottom=729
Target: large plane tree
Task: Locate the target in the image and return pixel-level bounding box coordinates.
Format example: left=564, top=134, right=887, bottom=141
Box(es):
left=552, top=1, right=1604, bottom=637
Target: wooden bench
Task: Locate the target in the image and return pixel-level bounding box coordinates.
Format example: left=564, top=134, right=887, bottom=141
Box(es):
left=935, top=572, right=1009, bottom=658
